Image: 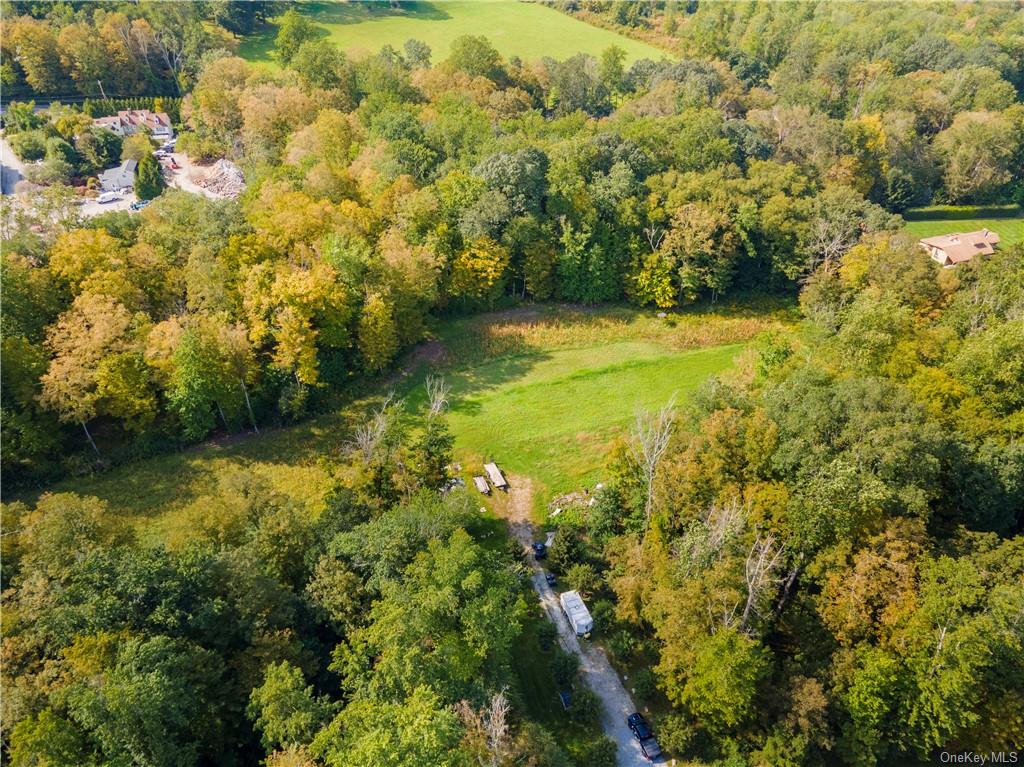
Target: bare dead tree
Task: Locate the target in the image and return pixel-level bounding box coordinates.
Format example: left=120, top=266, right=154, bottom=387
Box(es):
left=483, top=690, right=511, bottom=765
left=644, top=225, right=665, bottom=253
left=803, top=213, right=864, bottom=279
left=740, top=533, right=784, bottom=632
left=349, top=393, right=396, bottom=463
left=773, top=551, right=806, bottom=619
left=929, top=625, right=949, bottom=676
left=706, top=498, right=746, bottom=553
left=674, top=498, right=747, bottom=578
left=630, top=396, right=677, bottom=531
left=456, top=690, right=512, bottom=767
left=425, top=375, right=450, bottom=419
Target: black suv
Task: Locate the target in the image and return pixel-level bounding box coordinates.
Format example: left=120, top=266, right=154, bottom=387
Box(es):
left=639, top=735, right=661, bottom=761
left=627, top=712, right=652, bottom=740
left=532, top=542, right=547, bottom=560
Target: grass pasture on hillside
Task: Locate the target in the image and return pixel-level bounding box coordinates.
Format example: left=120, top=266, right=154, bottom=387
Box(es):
left=34, top=302, right=792, bottom=543
left=904, top=205, right=1024, bottom=247
left=238, top=1, right=667, bottom=67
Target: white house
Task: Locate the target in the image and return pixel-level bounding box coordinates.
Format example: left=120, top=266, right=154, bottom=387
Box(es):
left=919, top=229, right=1000, bottom=267
left=94, top=110, right=174, bottom=141
left=98, top=159, right=137, bottom=192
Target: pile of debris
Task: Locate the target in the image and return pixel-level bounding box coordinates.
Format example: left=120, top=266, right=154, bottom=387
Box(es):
left=548, top=485, right=604, bottom=516
left=197, top=159, right=245, bottom=199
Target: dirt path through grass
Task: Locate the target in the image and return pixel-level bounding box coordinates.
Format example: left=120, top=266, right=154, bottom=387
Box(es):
left=504, top=476, right=661, bottom=766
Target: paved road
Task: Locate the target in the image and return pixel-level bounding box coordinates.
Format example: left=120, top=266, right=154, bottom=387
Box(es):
left=1, top=136, right=26, bottom=195
left=506, top=479, right=664, bottom=767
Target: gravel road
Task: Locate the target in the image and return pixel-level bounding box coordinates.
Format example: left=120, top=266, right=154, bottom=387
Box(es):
left=505, top=478, right=665, bottom=767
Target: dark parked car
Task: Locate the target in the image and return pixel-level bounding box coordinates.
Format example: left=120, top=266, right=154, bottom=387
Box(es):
left=639, top=736, right=661, bottom=761
left=532, top=542, right=547, bottom=560
left=545, top=572, right=557, bottom=586
left=627, top=712, right=652, bottom=740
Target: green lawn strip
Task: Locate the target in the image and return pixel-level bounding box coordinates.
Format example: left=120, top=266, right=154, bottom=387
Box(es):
left=238, top=0, right=666, bottom=68
left=904, top=205, right=1024, bottom=247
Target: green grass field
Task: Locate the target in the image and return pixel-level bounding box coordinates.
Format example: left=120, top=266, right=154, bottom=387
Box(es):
left=31, top=302, right=792, bottom=542
left=904, top=205, right=1024, bottom=247
left=238, top=1, right=667, bottom=67
left=444, top=341, right=741, bottom=497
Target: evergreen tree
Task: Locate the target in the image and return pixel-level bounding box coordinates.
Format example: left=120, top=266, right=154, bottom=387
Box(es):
left=134, top=152, right=165, bottom=201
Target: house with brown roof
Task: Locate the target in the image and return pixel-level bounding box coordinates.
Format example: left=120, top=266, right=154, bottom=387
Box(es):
left=918, top=229, right=1000, bottom=267
left=94, top=110, right=174, bottom=141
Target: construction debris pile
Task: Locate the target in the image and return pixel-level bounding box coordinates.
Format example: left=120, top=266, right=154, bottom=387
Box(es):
left=197, top=159, right=245, bottom=199
left=548, top=484, right=604, bottom=516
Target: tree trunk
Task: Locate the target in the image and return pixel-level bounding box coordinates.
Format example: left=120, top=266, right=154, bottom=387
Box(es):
left=216, top=401, right=230, bottom=433
left=81, top=421, right=100, bottom=457
left=241, top=379, right=259, bottom=434
left=773, top=551, right=806, bottom=618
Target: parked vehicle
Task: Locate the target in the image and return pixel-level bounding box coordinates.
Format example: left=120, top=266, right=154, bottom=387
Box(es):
left=559, top=590, right=593, bottom=636
left=129, top=199, right=151, bottom=211
left=97, top=192, right=120, bottom=204
left=532, top=542, right=547, bottom=560
left=545, top=572, right=557, bottom=586
left=639, top=736, right=661, bottom=761
left=627, top=712, right=652, bottom=740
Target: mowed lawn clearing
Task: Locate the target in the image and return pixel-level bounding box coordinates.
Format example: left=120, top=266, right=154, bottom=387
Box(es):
left=904, top=205, right=1024, bottom=247
left=444, top=341, right=741, bottom=500
left=238, top=0, right=667, bottom=67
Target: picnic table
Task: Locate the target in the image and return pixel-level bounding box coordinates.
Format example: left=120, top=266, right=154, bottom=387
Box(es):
left=483, top=462, right=508, bottom=489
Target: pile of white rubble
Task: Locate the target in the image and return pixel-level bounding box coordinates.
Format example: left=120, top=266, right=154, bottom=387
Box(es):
left=197, top=159, right=245, bottom=199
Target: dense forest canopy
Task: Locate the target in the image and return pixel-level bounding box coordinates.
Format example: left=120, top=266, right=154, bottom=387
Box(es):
left=1, top=2, right=1023, bottom=767
left=579, top=237, right=1024, bottom=765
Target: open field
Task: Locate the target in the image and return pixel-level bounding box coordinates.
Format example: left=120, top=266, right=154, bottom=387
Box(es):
left=30, top=301, right=793, bottom=542
left=904, top=205, right=1024, bottom=247
left=238, top=1, right=667, bottom=67
left=444, top=341, right=741, bottom=498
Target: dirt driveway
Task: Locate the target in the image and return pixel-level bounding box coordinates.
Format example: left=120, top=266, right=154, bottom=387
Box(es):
left=505, top=478, right=664, bottom=766
left=163, top=152, right=223, bottom=200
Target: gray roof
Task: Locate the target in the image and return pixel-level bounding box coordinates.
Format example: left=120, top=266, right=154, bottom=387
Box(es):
left=98, top=159, right=137, bottom=191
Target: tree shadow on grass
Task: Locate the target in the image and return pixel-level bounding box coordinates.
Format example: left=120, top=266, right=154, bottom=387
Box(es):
left=396, top=350, right=553, bottom=420
left=45, top=454, right=222, bottom=522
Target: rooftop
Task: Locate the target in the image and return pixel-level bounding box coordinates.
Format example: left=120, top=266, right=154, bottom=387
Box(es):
left=919, top=229, right=1000, bottom=264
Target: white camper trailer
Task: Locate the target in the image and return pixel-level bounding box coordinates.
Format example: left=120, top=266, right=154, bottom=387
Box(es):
left=559, top=590, right=593, bottom=636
